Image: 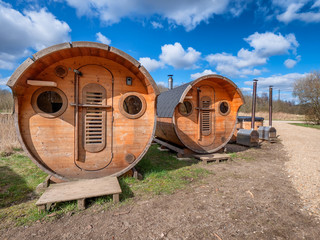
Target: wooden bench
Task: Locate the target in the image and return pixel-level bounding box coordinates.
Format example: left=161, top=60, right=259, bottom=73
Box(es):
left=36, top=176, right=121, bottom=212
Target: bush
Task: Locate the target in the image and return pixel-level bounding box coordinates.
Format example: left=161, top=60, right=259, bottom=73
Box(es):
left=0, top=89, right=13, bottom=113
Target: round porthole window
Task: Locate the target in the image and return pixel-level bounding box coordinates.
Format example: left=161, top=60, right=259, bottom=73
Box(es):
left=178, top=100, right=193, bottom=116
left=31, top=87, right=68, bottom=118
left=119, top=92, right=146, bottom=119
left=219, top=101, right=230, bottom=115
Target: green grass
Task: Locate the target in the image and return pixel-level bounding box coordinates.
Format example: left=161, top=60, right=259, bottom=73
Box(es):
left=0, top=145, right=210, bottom=227
left=0, top=151, right=48, bottom=207
left=289, top=123, right=320, bottom=130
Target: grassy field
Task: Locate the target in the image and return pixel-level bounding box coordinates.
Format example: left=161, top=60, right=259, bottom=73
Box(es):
left=0, top=114, right=20, bottom=153
left=239, top=111, right=305, bottom=121
left=0, top=145, right=210, bottom=227
left=289, top=123, right=320, bottom=130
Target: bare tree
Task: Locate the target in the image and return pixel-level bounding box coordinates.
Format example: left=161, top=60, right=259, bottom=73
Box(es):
left=157, top=84, right=169, bottom=93
left=293, top=71, right=320, bottom=124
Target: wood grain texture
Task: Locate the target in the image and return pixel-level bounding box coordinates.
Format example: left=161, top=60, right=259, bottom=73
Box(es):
left=10, top=43, right=158, bottom=180
left=156, top=75, right=244, bottom=154
left=36, top=176, right=121, bottom=205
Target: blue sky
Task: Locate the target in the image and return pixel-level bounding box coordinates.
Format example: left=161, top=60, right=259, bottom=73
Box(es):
left=1, top=0, right=320, bottom=101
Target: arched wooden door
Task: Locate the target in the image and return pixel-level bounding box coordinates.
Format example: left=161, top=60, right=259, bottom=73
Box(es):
left=197, top=86, right=215, bottom=146
left=73, top=65, right=113, bottom=171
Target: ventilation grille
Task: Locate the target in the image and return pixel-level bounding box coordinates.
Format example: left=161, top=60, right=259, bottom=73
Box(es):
left=201, top=98, right=211, bottom=136
left=85, top=109, right=103, bottom=145
left=82, top=84, right=106, bottom=153
left=86, top=92, right=103, bottom=105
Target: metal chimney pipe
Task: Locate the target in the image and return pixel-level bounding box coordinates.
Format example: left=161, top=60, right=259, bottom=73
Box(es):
left=269, top=86, right=273, bottom=127
left=251, top=79, right=258, bottom=129
left=168, top=75, right=173, bottom=90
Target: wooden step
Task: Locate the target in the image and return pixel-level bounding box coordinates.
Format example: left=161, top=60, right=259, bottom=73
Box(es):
left=36, top=176, right=121, bottom=212
left=193, top=153, right=230, bottom=164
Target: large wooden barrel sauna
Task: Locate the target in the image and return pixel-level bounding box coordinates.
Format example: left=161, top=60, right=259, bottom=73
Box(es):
left=7, top=42, right=159, bottom=180
left=156, top=74, right=244, bottom=153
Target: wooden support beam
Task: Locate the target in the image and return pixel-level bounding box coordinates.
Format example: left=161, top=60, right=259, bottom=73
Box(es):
left=113, top=194, right=119, bottom=203
left=153, top=138, right=184, bottom=154
left=78, top=198, right=86, bottom=210
left=27, top=80, right=57, bottom=87
left=70, top=103, right=112, bottom=108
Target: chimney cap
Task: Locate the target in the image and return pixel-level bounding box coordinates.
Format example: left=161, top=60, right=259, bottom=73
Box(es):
left=168, top=74, right=173, bottom=77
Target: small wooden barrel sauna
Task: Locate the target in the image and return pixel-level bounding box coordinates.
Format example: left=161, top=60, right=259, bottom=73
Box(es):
left=156, top=75, right=244, bottom=153
left=7, top=42, right=159, bottom=180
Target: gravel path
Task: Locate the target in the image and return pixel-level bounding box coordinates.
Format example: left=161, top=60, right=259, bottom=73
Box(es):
left=273, top=121, right=320, bottom=217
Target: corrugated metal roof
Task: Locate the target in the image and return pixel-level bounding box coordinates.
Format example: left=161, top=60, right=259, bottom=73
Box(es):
left=157, top=82, right=191, bottom=118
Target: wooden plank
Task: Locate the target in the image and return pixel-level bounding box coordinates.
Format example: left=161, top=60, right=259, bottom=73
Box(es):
left=193, top=153, right=230, bottom=163
left=153, top=138, right=184, bottom=154
left=27, top=80, right=57, bottom=87
left=70, top=103, right=111, bottom=108
left=36, top=176, right=121, bottom=206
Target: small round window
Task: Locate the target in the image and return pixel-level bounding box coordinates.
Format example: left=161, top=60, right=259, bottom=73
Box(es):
left=119, top=92, right=146, bottom=119
left=123, top=96, right=142, bottom=115
left=37, top=91, right=63, bottom=113
left=178, top=101, right=193, bottom=116
left=31, top=87, right=68, bottom=118
left=219, top=101, right=230, bottom=115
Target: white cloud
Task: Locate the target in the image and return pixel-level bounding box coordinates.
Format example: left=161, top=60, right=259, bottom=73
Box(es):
left=156, top=81, right=166, bottom=86
left=240, top=87, right=252, bottom=92
left=0, top=76, right=9, bottom=85
left=63, top=0, right=248, bottom=31
left=151, top=21, right=163, bottom=29
left=190, top=69, right=216, bottom=80
left=159, top=42, right=201, bottom=69
left=96, top=32, right=111, bottom=45
left=245, top=32, right=298, bottom=57
left=139, top=57, right=164, bottom=72
left=0, top=1, right=71, bottom=70
left=245, top=72, right=308, bottom=91
left=284, top=55, right=301, bottom=68
left=139, top=42, right=201, bottom=70
left=284, top=59, right=297, bottom=68
left=206, top=31, right=299, bottom=77
left=276, top=1, right=320, bottom=23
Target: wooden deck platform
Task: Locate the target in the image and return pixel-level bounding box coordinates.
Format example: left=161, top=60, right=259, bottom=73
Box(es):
left=36, top=176, right=122, bottom=212
left=193, top=153, right=230, bottom=164
left=154, top=138, right=230, bottom=164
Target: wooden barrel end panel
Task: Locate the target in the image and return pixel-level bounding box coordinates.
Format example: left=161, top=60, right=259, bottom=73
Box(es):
left=12, top=43, right=157, bottom=180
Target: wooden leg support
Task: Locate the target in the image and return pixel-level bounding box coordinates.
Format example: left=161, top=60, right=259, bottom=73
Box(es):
left=113, top=193, right=119, bottom=203
left=78, top=198, right=86, bottom=210
left=38, top=204, right=46, bottom=213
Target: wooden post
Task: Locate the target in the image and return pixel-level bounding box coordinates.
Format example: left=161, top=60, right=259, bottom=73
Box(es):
left=78, top=198, right=86, bottom=210
left=113, top=193, right=119, bottom=203
left=74, top=71, right=79, bottom=162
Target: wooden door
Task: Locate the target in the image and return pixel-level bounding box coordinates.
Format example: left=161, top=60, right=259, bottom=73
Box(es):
left=198, top=86, right=215, bottom=146
left=74, top=65, right=113, bottom=171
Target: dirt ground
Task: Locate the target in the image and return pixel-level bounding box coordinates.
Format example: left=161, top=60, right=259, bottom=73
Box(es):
left=273, top=121, right=320, bottom=217
left=1, top=123, right=320, bottom=239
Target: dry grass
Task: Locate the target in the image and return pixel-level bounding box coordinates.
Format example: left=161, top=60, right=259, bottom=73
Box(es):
left=239, top=111, right=305, bottom=121
left=0, top=114, right=20, bottom=154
